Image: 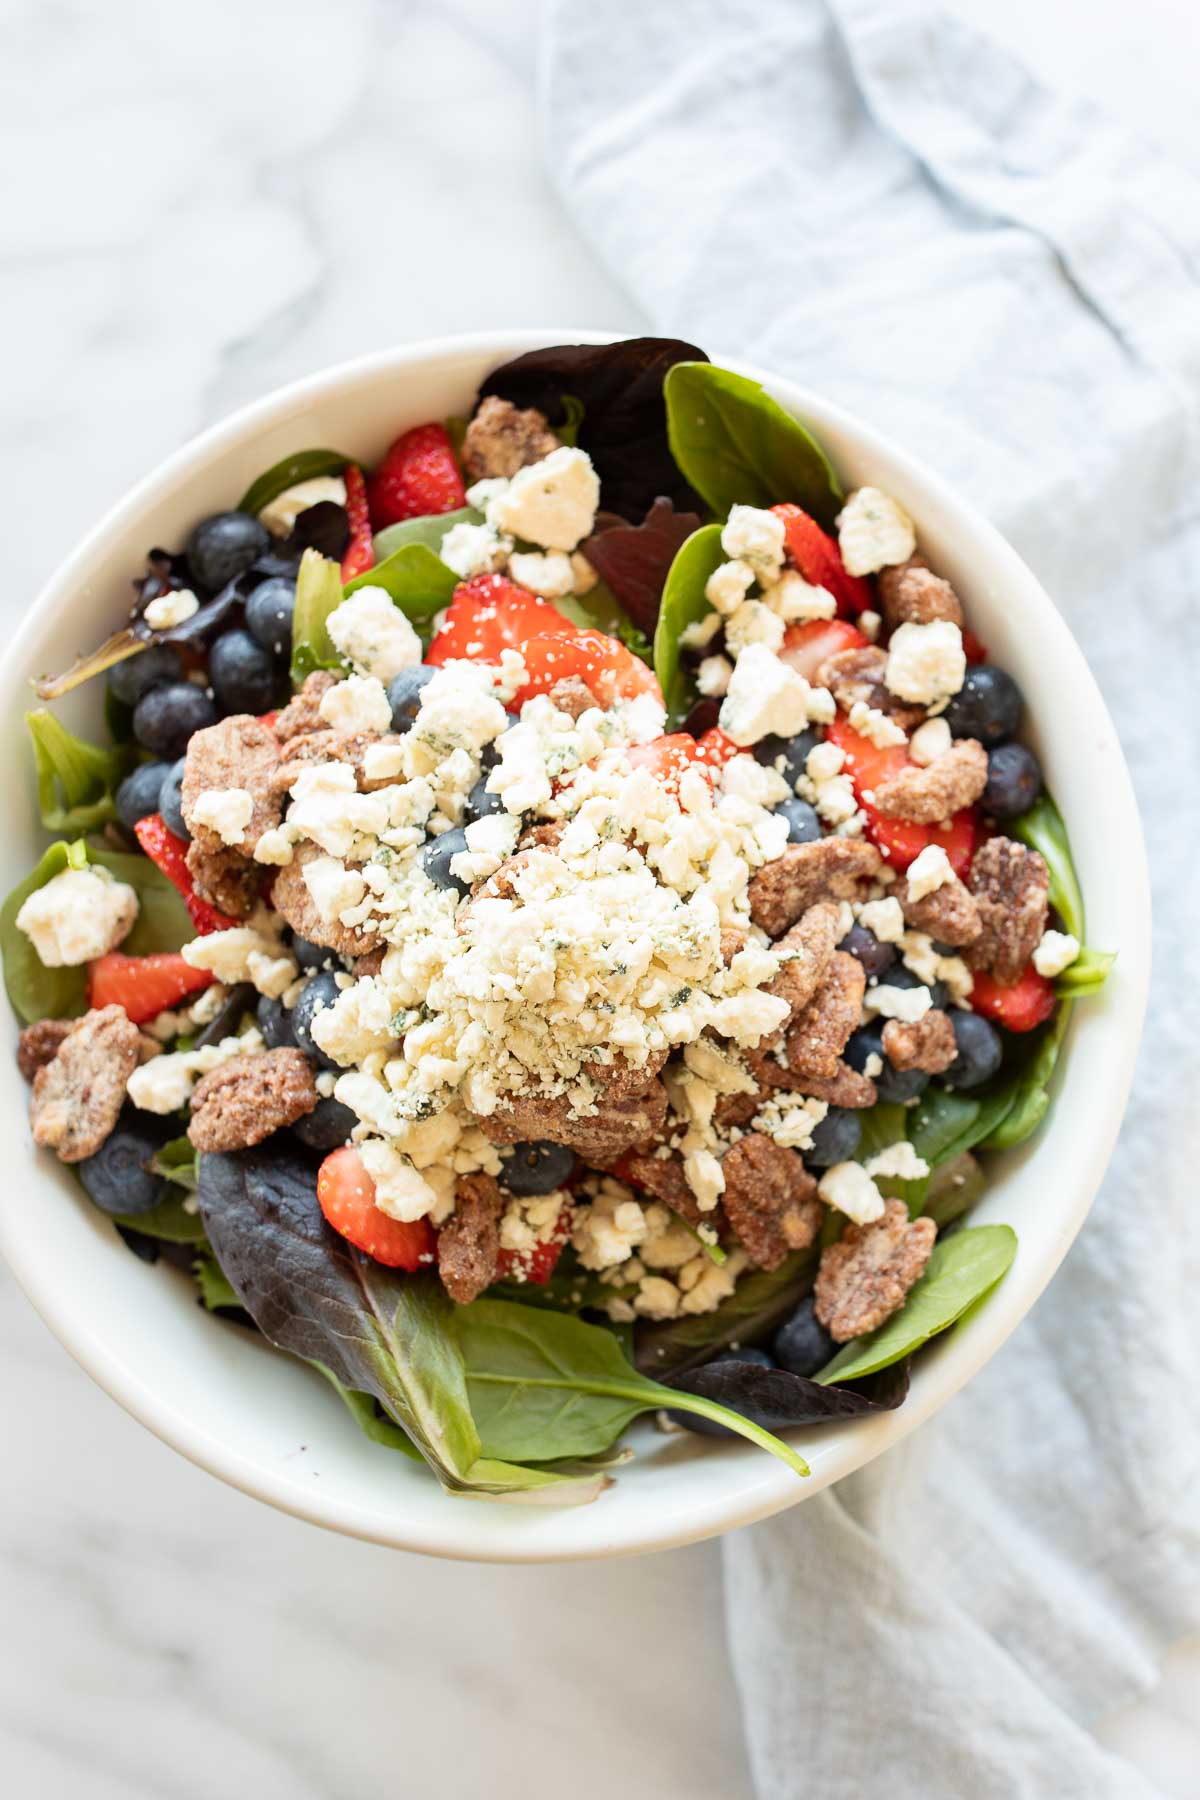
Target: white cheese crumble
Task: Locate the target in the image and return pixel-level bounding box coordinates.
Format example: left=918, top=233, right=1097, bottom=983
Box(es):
left=906, top=843, right=954, bottom=903
left=326, top=588, right=424, bottom=684
left=720, top=506, right=786, bottom=583
left=856, top=896, right=905, bottom=943
left=181, top=925, right=298, bottom=999
left=679, top=610, right=724, bottom=652
left=908, top=716, right=952, bottom=767
left=864, top=981, right=933, bottom=1023
left=864, top=1142, right=931, bottom=1182
left=704, top=559, right=756, bottom=616
left=490, top=446, right=600, bottom=551
left=766, top=571, right=836, bottom=623
left=360, top=1139, right=441, bottom=1224
left=438, top=521, right=511, bottom=580
left=126, top=1027, right=266, bottom=1113
left=719, top=643, right=819, bottom=746
left=818, top=1160, right=885, bottom=1225
left=191, top=787, right=254, bottom=847
left=859, top=608, right=882, bottom=642
left=898, top=929, right=973, bottom=1004
left=696, top=654, right=733, bottom=698
left=837, top=487, right=917, bottom=575
left=318, top=672, right=394, bottom=735
left=16, top=866, right=138, bottom=967
left=144, top=587, right=199, bottom=630
left=257, top=475, right=347, bottom=538
left=885, top=621, right=966, bottom=707
left=1033, top=929, right=1081, bottom=978
left=754, top=1094, right=829, bottom=1150
left=508, top=549, right=576, bottom=599
left=848, top=700, right=907, bottom=749
left=725, top=599, right=785, bottom=659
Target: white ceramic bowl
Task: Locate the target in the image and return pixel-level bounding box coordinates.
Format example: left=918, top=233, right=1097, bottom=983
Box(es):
left=0, top=331, right=1150, bottom=1562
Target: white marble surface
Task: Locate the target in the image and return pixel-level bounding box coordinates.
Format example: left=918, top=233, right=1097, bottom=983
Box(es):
left=1, top=0, right=1196, bottom=1793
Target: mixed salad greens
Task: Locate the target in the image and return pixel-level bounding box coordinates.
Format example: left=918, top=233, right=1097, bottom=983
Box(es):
left=5, top=338, right=1114, bottom=1506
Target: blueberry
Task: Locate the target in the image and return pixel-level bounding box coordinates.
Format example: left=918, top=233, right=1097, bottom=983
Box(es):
left=114, top=760, right=170, bottom=832
left=805, top=1107, right=862, bottom=1169
left=845, top=1024, right=930, bottom=1104
left=132, top=680, right=217, bottom=759
left=289, top=934, right=333, bottom=973
left=498, top=1140, right=576, bottom=1196
left=754, top=729, right=817, bottom=787
left=422, top=828, right=471, bottom=897
left=387, top=665, right=437, bottom=732
left=775, top=796, right=822, bottom=845
left=983, top=742, right=1043, bottom=820
left=186, top=510, right=270, bottom=593
left=943, top=665, right=1023, bottom=747
left=884, top=962, right=950, bottom=1009
left=943, top=1010, right=1004, bottom=1090
left=293, top=1096, right=358, bottom=1150
left=480, top=713, right=520, bottom=774
left=244, top=576, right=297, bottom=662
left=772, top=1297, right=835, bottom=1378
left=209, top=627, right=278, bottom=714
left=256, top=992, right=295, bottom=1049
left=158, top=758, right=190, bottom=839
left=838, top=923, right=895, bottom=979
left=465, top=775, right=504, bottom=821
left=77, top=1110, right=173, bottom=1216
left=108, top=643, right=183, bottom=708
left=289, top=971, right=343, bottom=1070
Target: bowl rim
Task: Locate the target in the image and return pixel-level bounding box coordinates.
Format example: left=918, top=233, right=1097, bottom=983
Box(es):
left=0, top=329, right=1151, bottom=1562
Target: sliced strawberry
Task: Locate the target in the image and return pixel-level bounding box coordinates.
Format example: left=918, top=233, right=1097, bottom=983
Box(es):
left=425, top=572, right=575, bottom=668
left=824, top=716, right=978, bottom=875
left=779, top=618, right=869, bottom=684
left=772, top=503, right=873, bottom=616
left=317, top=1147, right=437, bottom=1270
left=969, top=965, right=1057, bottom=1032
left=627, top=733, right=716, bottom=797
left=133, top=814, right=239, bottom=934
left=367, top=423, right=466, bottom=528
left=494, top=1203, right=573, bottom=1287
left=962, top=629, right=988, bottom=666
left=511, top=628, right=664, bottom=711
left=340, top=463, right=374, bottom=581
left=87, top=951, right=213, bottom=1025
left=694, top=726, right=743, bottom=768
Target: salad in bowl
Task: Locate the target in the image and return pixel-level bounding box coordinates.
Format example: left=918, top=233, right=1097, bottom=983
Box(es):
left=4, top=338, right=1114, bottom=1507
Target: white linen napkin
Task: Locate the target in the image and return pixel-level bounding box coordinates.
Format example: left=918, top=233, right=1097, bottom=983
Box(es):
left=541, top=2, right=1200, bottom=1791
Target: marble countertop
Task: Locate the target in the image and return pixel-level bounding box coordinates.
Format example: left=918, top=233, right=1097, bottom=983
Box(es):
left=1, top=0, right=1195, bottom=1793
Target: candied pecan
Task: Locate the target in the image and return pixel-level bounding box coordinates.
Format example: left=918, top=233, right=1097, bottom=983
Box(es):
left=900, top=869, right=982, bottom=947
left=713, top=1088, right=762, bottom=1129
left=882, top=1010, right=958, bottom=1074
left=814, top=647, right=923, bottom=728
left=548, top=676, right=600, bottom=720
left=614, top=1148, right=706, bottom=1227
left=29, top=1006, right=140, bottom=1163
left=272, top=729, right=393, bottom=798
left=719, top=928, right=748, bottom=966
left=815, top=1199, right=937, bottom=1341
left=877, top=557, right=963, bottom=629
left=748, top=839, right=883, bottom=938
left=273, top=671, right=339, bottom=741
left=351, top=947, right=387, bottom=978
left=17, top=1017, right=74, bottom=1082
left=438, top=1173, right=503, bottom=1304
left=186, top=841, right=260, bottom=919
left=721, top=1133, right=823, bottom=1271
left=782, top=951, right=865, bottom=1081
left=966, top=837, right=1050, bottom=985
left=462, top=395, right=561, bottom=481
left=516, top=821, right=566, bottom=853
left=187, top=1047, right=318, bottom=1152
left=478, top=1079, right=668, bottom=1164
left=583, top=1048, right=669, bottom=1101
left=271, top=842, right=382, bottom=958
left=765, top=901, right=840, bottom=1021
left=181, top=715, right=282, bottom=853
left=872, top=740, right=988, bottom=824
left=797, top=1062, right=878, bottom=1108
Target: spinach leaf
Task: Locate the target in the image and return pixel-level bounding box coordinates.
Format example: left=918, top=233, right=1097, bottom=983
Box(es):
left=664, top=362, right=843, bottom=529
left=314, top=1367, right=422, bottom=1459
left=455, top=1299, right=808, bottom=1476
left=1055, top=947, right=1116, bottom=997
left=479, top=337, right=709, bottom=520
left=815, top=1224, right=1017, bottom=1384
left=670, top=1356, right=910, bottom=1431
left=582, top=498, right=704, bottom=638
left=193, top=1251, right=242, bottom=1311
left=26, top=710, right=132, bottom=834
left=236, top=448, right=350, bottom=518
left=654, top=524, right=724, bottom=723
left=372, top=506, right=483, bottom=562
left=343, top=542, right=458, bottom=625
left=0, top=840, right=91, bottom=1021
left=87, top=843, right=193, bottom=956
left=557, top=393, right=586, bottom=446
left=111, top=1191, right=207, bottom=1243
left=981, top=1008, right=1072, bottom=1151
left=290, top=549, right=345, bottom=685
left=147, top=1135, right=198, bottom=1192
left=922, top=1152, right=987, bottom=1229
left=636, top=1249, right=818, bottom=1379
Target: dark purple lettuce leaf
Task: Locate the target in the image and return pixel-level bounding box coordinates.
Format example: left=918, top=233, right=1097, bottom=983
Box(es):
left=478, top=337, right=709, bottom=521
left=583, top=497, right=703, bottom=637
left=679, top=696, right=722, bottom=739
left=668, top=1357, right=910, bottom=1435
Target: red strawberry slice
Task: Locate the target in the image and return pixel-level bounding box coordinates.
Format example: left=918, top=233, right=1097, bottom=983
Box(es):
left=771, top=503, right=873, bottom=616
left=425, top=572, right=575, bottom=668
left=627, top=733, right=716, bottom=797
left=317, top=1147, right=437, bottom=1270
left=494, top=1203, right=573, bottom=1287
left=824, top=716, right=978, bottom=875
left=367, top=423, right=466, bottom=528
left=779, top=618, right=869, bottom=684
left=87, top=952, right=213, bottom=1025
left=694, top=726, right=743, bottom=768
left=133, top=814, right=239, bottom=934
left=969, top=964, right=1057, bottom=1032
left=962, top=629, right=988, bottom=665
left=511, top=628, right=664, bottom=711
left=340, top=463, right=374, bottom=581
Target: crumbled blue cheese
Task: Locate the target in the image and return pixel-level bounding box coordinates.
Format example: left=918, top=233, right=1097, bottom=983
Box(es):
left=126, top=1027, right=266, bottom=1113
left=705, top=559, right=756, bottom=616
left=439, top=521, right=511, bottom=579
left=720, top=506, right=786, bottom=583
left=818, top=1160, right=885, bottom=1224
left=191, top=787, right=253, bottom=847
left=908, top=716, right=952, bottom=766
left=837, top=487, right=916, bottom=575
left=857, top=896, right=905, bottom=943
left=765, top=571, right=836, bottom=622
left=725, top=599, right=785, bottom=659
left=906, top=843, right=954, bottom=903
left=447, top=812, right=521, bottom=885
left=885, top=621, right=966, bottom=707
left=489, top=447, right=600, bottom=550
left=680, top=610, right=724, bottom=653
left=325, top=590, right=423, bottom=685
left=864, top=1142, right=930, bottom=1181
left=182, top=922, right=298, bottom=998
left=719, top=643, right=820, bottom=745
left=508, top=549, right=576, bottom=598
left=696, top=654, right=733, bottom=698
left=16, top=866, right=138, bottom=967
left=754, top=1094, right=829, bottom=1150
left=318, top=671, right=395, bottom=735
left=898, top=928, right=973, bottom=1004
left=144, top=587, right=199, bottom=630
left=848, top=699, right=907, bottom=749
left=1033, top=929, right=1081, bottom=978
left=864, top=980, right=933, bottom=1023
left=360, top=1139, right=442, bottom=1224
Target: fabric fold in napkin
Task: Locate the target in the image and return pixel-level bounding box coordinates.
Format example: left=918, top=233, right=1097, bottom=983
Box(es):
left=541, top=2, right=1200, bottom=1793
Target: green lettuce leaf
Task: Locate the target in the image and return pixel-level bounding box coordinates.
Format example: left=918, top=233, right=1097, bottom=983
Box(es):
left=289, top=548, right=346, bottom=684
left=372, top=506, right=483, bottom=562
left=343, top=542, right=459, bottom=624
left=27, top=709, right=132, bottom=833
left=654, top=523, right=724, bottom=722
left=236, top=449, right=350, bottom=518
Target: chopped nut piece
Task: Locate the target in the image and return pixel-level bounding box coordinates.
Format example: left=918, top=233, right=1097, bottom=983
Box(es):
left=877, top=557, right=964, bottom=630
left=966, top=837, right=1050, bottom=984
left=548, top=676, right=600, bottom=720
left=185, top=841, right=260, bottom=919
left=16, top=1017, right=74, bottom=1082
left=796, top=1062, right=878, bottom=1108
left=615, top=1149, right=707, bottom=1228
left=187, top=1047, right=318, bottom=1152
left=814, top=646, right=922, bottom=728
left=748, top=839, right=882, bottom=938
left=462, top=396, right=561, bottom=480
left=270, top=841, right=382, bottom=957
left=438, top=1173, right=504, bottom=1303
left=782, top=952, right=866, bottom=1081
left=900, top=868, right=982, bottom=947
left=29, top=1006, right=141, bottom=1163
left=181, top=715, right=282, bottom=852
left=273, top=671, right=339, bottom=741
left=815, top=1199, right=937, bottom=1341
left=720, top=1132, right=823, bottom=1270
left=765, top=901, right=840, bottom=1021
left=479, top=1079, right=669, bottom=1164
left=882, top=1009, right=958, bottom=1073
left=872, top=740, right=988, bottom=824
